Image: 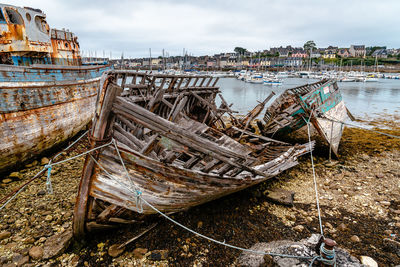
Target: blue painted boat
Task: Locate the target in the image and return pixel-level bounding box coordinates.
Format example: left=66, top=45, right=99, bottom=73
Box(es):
left=260, top=79, right=352, bottom=156
left=0, top=4, right=111, bottom=171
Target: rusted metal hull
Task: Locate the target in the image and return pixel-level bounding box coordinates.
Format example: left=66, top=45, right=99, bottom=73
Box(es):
left=260, top=79, right=351, bottom=156
left=0, top=64, right=111, bottom=172
left=73, top=71, right=314, bottom=238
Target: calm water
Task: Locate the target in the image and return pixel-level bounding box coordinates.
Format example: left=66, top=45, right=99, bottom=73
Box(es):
left=216, top=78, right=400, bottom=122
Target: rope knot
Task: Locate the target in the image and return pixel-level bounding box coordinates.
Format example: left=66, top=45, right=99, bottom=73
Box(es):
left=45, top=163, right=53, bottom=194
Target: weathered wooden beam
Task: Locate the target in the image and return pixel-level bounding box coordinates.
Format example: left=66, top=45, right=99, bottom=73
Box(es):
left=112, top=97, right=267, bottom=177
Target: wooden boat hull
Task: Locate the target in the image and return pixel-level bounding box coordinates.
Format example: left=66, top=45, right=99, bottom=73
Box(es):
left=0, top=64, right=111, bottom=172
left=261, top=79, right=350, bottom=156
left=73, top=71, right=314, bottom=238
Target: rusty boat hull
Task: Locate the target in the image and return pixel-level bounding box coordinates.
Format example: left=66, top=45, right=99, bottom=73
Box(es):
left=0, top=64, right=111, bottom=172
left=73, top=71, right=313, bottom=238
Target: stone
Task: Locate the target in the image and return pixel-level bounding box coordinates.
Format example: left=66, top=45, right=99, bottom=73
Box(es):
left=41, top=157, right=49, bottom=165
left=2, top=178, right=12, bottom=184
left=325, top=222, right=333, bottom=229
left=0, top=231, right=11, bottom=240
left=13, top=255, right=29, bottom=266
left=23, top=237, right=35, bottom=244
left=37, top=190, right=46, bottom=196
left=380, top=201, right=391, bottom=206
left=293, top=225, right=304, bottom=232
left=29, top=246, right=43, bottom=260
left=44, top=215, right=53, bottom=222
left=132, top=248, right=148, bottom=259
left=359, top=256, right=378, bottom=267
left=42, top=230, right=73, bottom=259
left=9, top=172, right=20, bottom=179
left=338, top=223, right=347, bottom=231
left=197, top=221, right=203, bottom=228
left=264, top=188, right=295, bottom=207
left=350, top=235, right=360, bottom=242
left=148, top=250, right=168, bottom=261
left=375, top=173, right=384, bottom=179
left=108, top=244, right=124, bottom=257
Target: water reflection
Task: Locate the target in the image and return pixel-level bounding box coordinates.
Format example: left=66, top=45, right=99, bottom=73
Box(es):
left=217, top=78, right=400, bottom=119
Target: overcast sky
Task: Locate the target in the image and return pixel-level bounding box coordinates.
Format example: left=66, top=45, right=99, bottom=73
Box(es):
left=7, top=0, right=400, bottom=58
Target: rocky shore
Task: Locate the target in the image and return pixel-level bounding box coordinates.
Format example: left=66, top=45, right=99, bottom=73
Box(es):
left=0, top=118, right=399, bottom=266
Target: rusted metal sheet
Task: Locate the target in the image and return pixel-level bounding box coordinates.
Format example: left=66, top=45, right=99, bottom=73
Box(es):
left=0, top=4, right=82, bottom=66
left=73, top=71, right=314, bottom=238
left=259, top=79, right=351, bottom=156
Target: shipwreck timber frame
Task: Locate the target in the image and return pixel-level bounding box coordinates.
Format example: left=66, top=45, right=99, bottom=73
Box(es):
left=73, top=70, right=314, bottom=239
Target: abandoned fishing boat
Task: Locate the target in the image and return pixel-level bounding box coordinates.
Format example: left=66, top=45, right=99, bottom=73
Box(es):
left=0, top=4, right=111, bottom=172
left=257, top=79, right=353, bottom=157
left=73, top=70, right=314, bottom=238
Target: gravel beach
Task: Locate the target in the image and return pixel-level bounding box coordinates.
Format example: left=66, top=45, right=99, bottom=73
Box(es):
left=0, top=118, right=399, bottom=266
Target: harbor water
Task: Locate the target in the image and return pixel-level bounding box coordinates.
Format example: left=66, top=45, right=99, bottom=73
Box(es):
left=217, top=78, right=400, bottom=122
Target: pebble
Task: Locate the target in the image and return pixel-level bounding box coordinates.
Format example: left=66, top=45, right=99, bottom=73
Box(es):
left=44, top=215, right=53, bottom=222
left=9, top=172, right=20, bottom=179
left=375, top=173, right=384, bottom=179
left=148, top=250, right=168, bottom=261
left=380, top=201, right=391, bottom=206
left=132, top=248, right=148, bottom=258
left=29, top=246, right=43, bottom=260
left=41, top=157, right=50, bottom=165
left=0, top=231, right=11, bottom=240
left=2, top=178, right=12, bottom=184
left=13, top=255, right=29, bottom=266
left=108, top=244, right=124, bottom=258
left=197, top=221, right=203, bottom=228
left=350, top=235, right=360, bottom=242
left=338, top=223, right=347, bottom=231
left=359, top=256, right=378, bottom=267
left=293, top=225, right=304, bottom=232
left=43, top=230, right=73, bottom=259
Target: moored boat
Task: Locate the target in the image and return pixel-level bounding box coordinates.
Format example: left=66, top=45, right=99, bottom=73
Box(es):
left=0, top=4, right=111, bottom=172
left=73, top=70, right=314, bottom=238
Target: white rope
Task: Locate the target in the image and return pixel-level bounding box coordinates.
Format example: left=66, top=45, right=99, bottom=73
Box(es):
left=302, top=115, right=324, bottom=237
left=0, top=135, right=112, bottom=210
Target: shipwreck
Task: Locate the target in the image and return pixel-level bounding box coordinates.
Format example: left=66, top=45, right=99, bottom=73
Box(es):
left=73, top=70, right=314, bottom=238
left=255, top=79, right=353, bottom=157
left=0, top=4, right=110, bottom=172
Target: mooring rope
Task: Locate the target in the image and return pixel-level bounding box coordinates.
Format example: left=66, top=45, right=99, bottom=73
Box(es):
left=302, top=115, right=324, bottom=237
left=0, top=131, right=112, bottom=210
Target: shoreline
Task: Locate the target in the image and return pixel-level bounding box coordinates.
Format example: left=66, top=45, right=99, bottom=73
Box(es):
left=0, top=116, right=399, bottom=266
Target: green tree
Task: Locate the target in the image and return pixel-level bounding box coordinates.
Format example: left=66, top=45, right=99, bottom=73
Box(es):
left=303, top=40, right=316, bottom=55
left=234, top=47, right=247, bottom=56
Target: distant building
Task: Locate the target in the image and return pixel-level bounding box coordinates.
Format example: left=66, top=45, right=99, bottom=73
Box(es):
left=322, top=50, right=336, bottom=59
left=291, top=49, right=308, bottom=58
left=371, top=49, right=388, bottom=58
left=337, top=48, right=351, bottom=58
left=349, top=45, right=366, bottom=58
